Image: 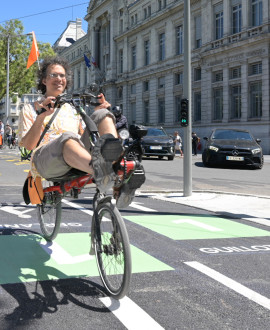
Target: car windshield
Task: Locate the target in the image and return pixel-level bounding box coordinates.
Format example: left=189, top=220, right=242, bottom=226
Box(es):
left=147, top=128, right=167, bottom=136
left=212, top=130, right=253, bottom=141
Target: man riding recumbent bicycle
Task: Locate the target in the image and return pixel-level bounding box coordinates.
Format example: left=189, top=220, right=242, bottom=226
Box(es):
left=18, top=56, right=147, bottom=299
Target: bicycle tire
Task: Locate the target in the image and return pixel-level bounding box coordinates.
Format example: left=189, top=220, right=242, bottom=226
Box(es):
left=93, top=198, right=131, bottom=299
left=37, top=181, right=62, bottom=241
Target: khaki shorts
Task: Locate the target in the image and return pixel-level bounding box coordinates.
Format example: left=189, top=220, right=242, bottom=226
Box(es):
left=33, top=132, right=85, bottom=179
left=33, top=108, right=115, bottom=179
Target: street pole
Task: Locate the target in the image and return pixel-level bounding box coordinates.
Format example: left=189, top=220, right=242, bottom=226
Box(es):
left=183, top=0, right=192, bottom=196
left=6, top=35, right=10, bottom=123
left=0, top=33, right=32, bottom=123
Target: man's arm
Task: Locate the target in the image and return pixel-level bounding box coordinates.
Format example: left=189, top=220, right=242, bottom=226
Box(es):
left=116, top=116, right=128, bottom=130
left=20, top=97, right=55, bottom=150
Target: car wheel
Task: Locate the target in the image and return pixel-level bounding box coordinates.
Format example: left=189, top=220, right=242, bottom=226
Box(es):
left=202, top=154, right=209, bottom=167
left=158, top=156, right=164, bottom=159
left=168, top=155, right=174, bottom=161
left=253, top=155, right=264, bottom=169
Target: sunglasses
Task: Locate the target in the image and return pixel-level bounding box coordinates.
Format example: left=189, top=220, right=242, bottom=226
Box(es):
left=48, top=73, right=66, bottom=79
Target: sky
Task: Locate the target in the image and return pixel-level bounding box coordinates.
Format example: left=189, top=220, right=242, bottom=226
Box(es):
left=0, top=1, right=89, bottom=45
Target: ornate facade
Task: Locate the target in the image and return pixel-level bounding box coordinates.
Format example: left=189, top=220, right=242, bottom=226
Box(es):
left=59, top=0, right=270, bottom=152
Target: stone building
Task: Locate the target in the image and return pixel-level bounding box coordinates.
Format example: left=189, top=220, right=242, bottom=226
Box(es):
left=59, top=0, right=270, bottom=153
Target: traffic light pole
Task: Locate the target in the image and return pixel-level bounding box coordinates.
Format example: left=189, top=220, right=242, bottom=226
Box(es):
left=183, top=0, right=192, bottom=196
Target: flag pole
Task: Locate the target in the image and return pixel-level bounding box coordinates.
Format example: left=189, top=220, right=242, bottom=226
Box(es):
left=33, top=32, right=40, bottom=70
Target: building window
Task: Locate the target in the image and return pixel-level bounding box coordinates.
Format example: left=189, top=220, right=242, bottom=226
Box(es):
left=158, top=0, right=167, bottom=10
left=175, top=96, right=181, bottom=123
left=78, top=69, right=81, bottom=88
left=195, top=16, right=202, bottom=48
left=159, top=33, right=165, bottom=61
left=131, top=84, right=136, bottom=94
left=144, top=40, right=150, bottom=66
left=131, top=14, right=138, bottom=26
left=214, top=4, right=224, bottom=40
left=194, top=92, right=201, bottom=121
left=131, top=45, right=136, bottom=70
left=144, top=100, right=149, bottom=124
left=131, top=102, right=136, bottom=123
left=194, top=68, right=201, bottom=81
left=230, top=85, right=241, bottom=119
left=249, top=62, right=262, bottom=75
left=249, top=82, right=262, bottom=118
left=119, top=19, right=123, bottom=33
left=251, top=0, right=262, bottom=27
left=174, top=72, right=183, bottom=85
left=143, top=81, right=149, bottom=92
left=119, top=49, right=123, bottom=73
left=118, top=87, right=123, bottom=99
left=158, top=76, right=165, bottom=89
left=230, top=66, right=241, bottom=79
left=144, top=6, right=151, bottom=19
left=84, top=67, right=88, bottom=86
left=232, top=3, right=242, bottom=34
left=158, top=98, right=165, bottom=123
left=176, top=26, right=183, bottom=55
left=213, top=71, right=223, bottom=82
left=213, top=88, right=223, bottom=120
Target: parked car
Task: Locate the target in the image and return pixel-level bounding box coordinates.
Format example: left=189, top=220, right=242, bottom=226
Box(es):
left=202, top=128, right=263, bottom=169
left=141, top=126, right=175, bottom=160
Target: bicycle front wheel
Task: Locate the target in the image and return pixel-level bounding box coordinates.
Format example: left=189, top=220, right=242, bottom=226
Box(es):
left=93, top=199, right=131, bottom=299
left=37, top=181, right=62, bottom=241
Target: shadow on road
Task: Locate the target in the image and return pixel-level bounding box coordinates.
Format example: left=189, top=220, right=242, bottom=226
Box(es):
left=0, top=229, right=108, bottom=327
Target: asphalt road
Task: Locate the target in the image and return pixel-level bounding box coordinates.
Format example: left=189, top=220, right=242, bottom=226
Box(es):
left=1, top=149, right=270, bottom=329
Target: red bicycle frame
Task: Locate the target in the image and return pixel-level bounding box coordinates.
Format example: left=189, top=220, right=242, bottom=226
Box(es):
left=43, top=159, right=136, bottom=196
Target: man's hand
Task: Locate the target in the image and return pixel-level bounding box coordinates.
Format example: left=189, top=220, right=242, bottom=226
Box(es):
left=35, top=96, right=56, bottom=116
left=94, top=93, right=111, bottom=111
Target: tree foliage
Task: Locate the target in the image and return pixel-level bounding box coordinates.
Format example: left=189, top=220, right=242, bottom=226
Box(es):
left=0, top=20, right=55, bottom=100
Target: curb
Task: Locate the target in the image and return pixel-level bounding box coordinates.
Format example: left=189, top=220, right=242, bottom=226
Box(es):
left=138, top=189, right=270, bottom=200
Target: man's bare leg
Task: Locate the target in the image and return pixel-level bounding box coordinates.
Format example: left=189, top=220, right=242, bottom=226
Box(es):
left=63, top=139, right=93, bottom=174
left=62, top=114, right=118, bottom=174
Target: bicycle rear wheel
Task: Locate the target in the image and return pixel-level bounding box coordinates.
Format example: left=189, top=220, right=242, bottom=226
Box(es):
left=37, top=181, right=62, bottom=241
left=93, top=199, right=131, bottom=299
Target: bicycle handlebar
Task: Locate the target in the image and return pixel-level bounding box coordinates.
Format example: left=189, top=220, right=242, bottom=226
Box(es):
left=37, top=83, right=104, bottom=115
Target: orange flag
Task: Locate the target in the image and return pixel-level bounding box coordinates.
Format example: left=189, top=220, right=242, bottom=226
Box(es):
left=27, top=32, right=40, bottom=69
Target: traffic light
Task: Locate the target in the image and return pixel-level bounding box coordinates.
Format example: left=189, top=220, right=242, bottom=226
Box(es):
left=180, top=98, right=189, bottom=127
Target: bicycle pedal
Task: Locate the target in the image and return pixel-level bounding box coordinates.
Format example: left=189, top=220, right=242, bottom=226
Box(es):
left=127, top=167, right=146, bottom=189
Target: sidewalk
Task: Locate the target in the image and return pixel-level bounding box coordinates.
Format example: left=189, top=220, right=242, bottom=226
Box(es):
left=141, top=191, right=270, bottom=228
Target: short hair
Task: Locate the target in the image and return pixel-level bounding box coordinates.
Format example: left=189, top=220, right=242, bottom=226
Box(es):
left=37, top=56, right=72, bottom=94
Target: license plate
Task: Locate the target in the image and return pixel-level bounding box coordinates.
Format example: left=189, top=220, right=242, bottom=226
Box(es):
left=150, top=146, right=162, bottom=150
left=226, top=156, right=244, bottom=161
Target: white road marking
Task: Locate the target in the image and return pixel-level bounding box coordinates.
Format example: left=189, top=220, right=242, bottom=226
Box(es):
left=0, top=205, right=34, bottom=218
left=62, top=199, right=93, bottom=216
left=130, top=202, right=157, bottom=212
left=99, top=296, right=164, bottom=330
left=40, top=240, right=94, bottom=264
left=173, top=219, right=223, bottom=232
left=185, top=261, right=270, bottom=310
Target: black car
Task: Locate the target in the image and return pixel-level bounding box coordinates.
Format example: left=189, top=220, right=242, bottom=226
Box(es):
left=202, top=128, right=263, bottom=169
left=142, top=126, right=175, bottom=160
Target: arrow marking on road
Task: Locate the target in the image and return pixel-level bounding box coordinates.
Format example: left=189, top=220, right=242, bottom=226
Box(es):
left=173, top=219, right=223, bottom=232
left=0, top=205, right=34, bottom=218
left=40, top=240, right=94, bottom=264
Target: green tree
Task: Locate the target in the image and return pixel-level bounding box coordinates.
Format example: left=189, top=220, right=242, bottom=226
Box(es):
left=0, top=19, right=55, bottom=100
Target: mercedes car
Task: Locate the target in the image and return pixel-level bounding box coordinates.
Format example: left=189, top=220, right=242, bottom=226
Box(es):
left=202, top=128, right=263, bottom=169
left=142, top=126, right=175, bottom=160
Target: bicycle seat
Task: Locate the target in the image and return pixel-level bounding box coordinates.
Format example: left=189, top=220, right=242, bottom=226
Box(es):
left=46, top=168, right=90, bottom=182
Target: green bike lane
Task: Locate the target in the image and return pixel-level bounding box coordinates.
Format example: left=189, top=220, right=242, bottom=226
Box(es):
left=1, top=191, right=270, bottom=329
left=1, top=198, right=270, bottom=286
